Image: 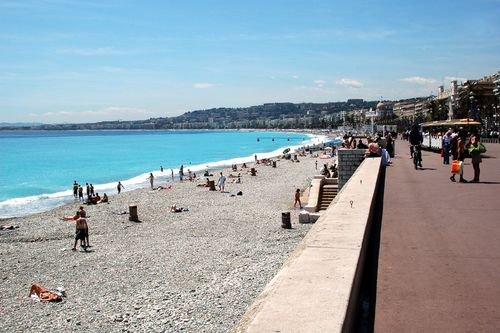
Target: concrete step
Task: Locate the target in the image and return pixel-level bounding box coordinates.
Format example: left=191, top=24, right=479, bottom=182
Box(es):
left=323, top=185, right=338, bottom=189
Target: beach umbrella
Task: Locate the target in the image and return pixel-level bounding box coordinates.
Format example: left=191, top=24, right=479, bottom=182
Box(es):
left=282, top=148, right=290, bottom=154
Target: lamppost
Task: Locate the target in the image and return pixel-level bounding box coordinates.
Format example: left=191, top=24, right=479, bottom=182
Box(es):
left=469, top=91, right=475, bottom=130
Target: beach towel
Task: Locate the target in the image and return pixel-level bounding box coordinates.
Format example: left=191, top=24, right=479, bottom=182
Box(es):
left=29, top=284, right=62, bottom=302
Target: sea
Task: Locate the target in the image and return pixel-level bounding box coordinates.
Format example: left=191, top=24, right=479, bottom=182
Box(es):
left=0, top=130, right=325, bottom=218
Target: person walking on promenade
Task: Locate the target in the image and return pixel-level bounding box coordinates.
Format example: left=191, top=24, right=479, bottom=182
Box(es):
left=442, top=130, right=453, bottom=164
left=294, top=189, right=302, bottom=209
left=147, top=173, right=154, bottom=189
left=217, top=172, right=226, bottom=192
left=450, top=136, right=467, bottom=183
left=467, top=134, right=486, bottom=183
left=117, top=181, right=124, bottom=194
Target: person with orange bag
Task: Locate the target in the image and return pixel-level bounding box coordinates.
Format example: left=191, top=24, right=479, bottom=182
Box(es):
left=450, top=136, right=466, bottom=183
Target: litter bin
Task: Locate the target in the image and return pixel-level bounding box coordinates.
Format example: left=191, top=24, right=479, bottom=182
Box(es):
left=281, top=212, right=291, bottom=229
left=129, top=205, right=139, bottom=222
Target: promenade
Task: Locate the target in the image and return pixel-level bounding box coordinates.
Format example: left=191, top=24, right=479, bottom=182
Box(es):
left=375, top=142, right=500, bottom=331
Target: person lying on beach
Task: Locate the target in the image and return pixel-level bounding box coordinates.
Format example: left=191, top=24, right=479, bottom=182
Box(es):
left=170, top=204, right=184, bottom=213
left=197, top=178, right=210, bottom=187
left=72, top=217, right=88, bottom=251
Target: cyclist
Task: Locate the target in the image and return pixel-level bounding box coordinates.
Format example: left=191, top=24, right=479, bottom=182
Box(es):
left=409, top=125, right=423, bottom=168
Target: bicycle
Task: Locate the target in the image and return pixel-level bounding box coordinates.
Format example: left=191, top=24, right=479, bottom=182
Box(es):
left=412, top=144, right=422, bottom=169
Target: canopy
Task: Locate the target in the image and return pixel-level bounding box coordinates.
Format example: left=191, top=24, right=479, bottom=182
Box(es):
left=420, top=118, right=481, bottom=128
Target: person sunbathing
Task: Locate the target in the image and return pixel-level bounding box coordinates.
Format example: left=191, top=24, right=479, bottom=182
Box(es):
left=170, top=204, right=184, bottom=213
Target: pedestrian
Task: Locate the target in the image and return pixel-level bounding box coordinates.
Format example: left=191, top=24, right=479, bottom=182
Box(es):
left=90, top=184, right=95, bottom=197
left=78, top=186, right=84, bottom=201
left=73, top=181, right=78, bottom=198
left=147, top=173, right=154, bottom=189
left=442, top=130, right=453, bottom=164
left=217, top=172, right=226, bottom=192
left=467, top=134, right=486, bottom=183
left=179, top=165, right=184, bottom=182
left=294, top=189, right=302, bottom=208
left=315, top=160, right=318, bottom=170
left=450, top=136, right=466, bottom=183
left=171, top=169, right=174, bottom=181
left=85, top=183, right=90, bottom=198
left=117, top=181, right=124, bottom=194
left=72, top=215, right=88, bottom=251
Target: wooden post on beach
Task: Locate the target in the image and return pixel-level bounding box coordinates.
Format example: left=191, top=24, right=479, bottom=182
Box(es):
left=129, top=205, right=139, bottom=222
left=281, top=212, right=291, bottom=229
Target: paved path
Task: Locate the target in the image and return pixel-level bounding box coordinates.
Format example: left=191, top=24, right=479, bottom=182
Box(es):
left=375, top=141, right=500, bottom=332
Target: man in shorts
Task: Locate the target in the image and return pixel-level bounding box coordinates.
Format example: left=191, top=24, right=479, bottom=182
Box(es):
left=72, top=216, right=88, bottom=251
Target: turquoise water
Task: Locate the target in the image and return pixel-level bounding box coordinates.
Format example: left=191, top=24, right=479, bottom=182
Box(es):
left=0, top=130, right=319, bottom=217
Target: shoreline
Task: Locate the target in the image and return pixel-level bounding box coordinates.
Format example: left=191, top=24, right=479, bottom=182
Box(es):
left=0, top=130, right=329, bottom=219
left=1, top=151, right=323, bottom=332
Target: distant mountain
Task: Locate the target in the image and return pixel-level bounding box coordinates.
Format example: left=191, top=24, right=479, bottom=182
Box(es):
left=0, top=122, right=44, bottom=128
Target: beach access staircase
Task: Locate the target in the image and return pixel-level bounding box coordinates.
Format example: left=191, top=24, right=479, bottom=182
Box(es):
left=318, top=178, right=338, bottom=211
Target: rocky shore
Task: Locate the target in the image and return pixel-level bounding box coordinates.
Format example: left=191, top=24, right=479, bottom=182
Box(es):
left=0, top=156, right=319, bottom=332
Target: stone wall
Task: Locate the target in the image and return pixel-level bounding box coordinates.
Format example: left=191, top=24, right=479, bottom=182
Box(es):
left=338, top=149, right=366, bottom=190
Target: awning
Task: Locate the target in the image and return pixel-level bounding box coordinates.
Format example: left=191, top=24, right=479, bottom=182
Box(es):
left=420, top=118, right=481, bottom=127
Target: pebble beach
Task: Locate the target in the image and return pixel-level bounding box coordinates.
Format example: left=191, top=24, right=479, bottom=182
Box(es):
left=0, top=156, right=319, bottom=332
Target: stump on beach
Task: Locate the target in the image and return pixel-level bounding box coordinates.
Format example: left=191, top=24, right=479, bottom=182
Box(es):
left=129, top=205, right=139, bottom=222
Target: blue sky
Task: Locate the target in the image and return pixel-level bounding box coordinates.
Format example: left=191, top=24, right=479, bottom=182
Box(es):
left=1, top=0, right=499, bottom=123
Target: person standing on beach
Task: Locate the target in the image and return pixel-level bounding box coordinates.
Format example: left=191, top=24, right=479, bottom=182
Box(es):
left=117, top=181, right=124, bottom=194
left=171, top=169, right=174, bottom=181
left=217, top=172, right=226, bottom=192
left=147, top=173, right=155, bottom=189
left=90, top=184, right=95, bottom=197
left=160, top=166, right=164, bottom=172
left=294, top=189, right=302, bottom=208
left=72, top=215, right=88, bottom=251
left=179, top=165, right=184, bottom=182
left=78, top=186, right=84, bottom=201
left=73, top=181, right=78, bottom=198
left=85, top=183, right=90, bottom=199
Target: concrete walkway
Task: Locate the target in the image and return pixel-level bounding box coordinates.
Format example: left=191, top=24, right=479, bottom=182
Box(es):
left=375, top=142, right=500, bottom=332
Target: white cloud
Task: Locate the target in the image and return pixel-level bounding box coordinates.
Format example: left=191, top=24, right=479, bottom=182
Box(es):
left=193, top=83, right=216, bottom=89
left=400, top=76, right=437, bottom=84
left=314, top=79, right=326, bottom=87
left=336, top=78, right=363, bottom=88
left=444, top=76, right=467, bottom=83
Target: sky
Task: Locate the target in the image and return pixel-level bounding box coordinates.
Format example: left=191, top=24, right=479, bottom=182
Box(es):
left=0, top=0, right=499, bottom=123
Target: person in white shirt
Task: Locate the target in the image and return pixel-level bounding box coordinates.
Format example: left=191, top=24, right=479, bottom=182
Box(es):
left=217, top=172, right=226, bottom=192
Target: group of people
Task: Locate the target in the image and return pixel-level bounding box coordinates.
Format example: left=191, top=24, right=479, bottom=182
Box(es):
left=66, top=206, right=90, bottom=251
left=444, top=129, right=487, bottom=183
left=72, top=181, right=108, bottom=205
left=405, top=125, right=487, bottom=182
